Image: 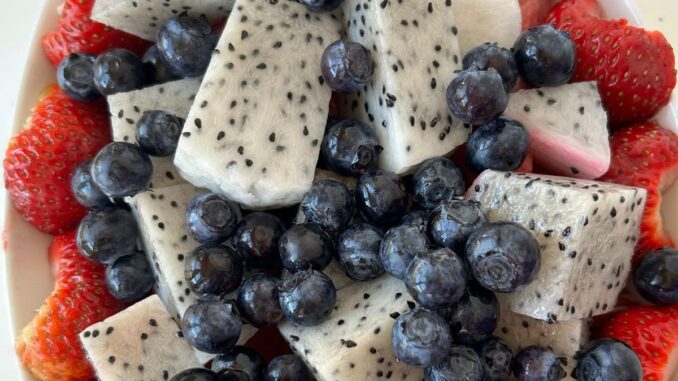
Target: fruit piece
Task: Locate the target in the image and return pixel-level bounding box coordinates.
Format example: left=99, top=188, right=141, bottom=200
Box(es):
left=338, top=0, right=468, bottom=174
left=142, top=45, right=181, bottom=84
left=574, top=338, right=642, bottom=381
left=439, top=284, right=499, bottom=346
left=512, top=346, right=567, bottom=381
left=466, top=118, right=530, bottom=172
left=425, top=346, right=484, bottom=381
left=93, top=49, right=146, bottom=95
left=547, top=0, right=676, bottom=125
left=236, top=274, right=284, bottom=328
left=412, top=157, right=466, bottom=210
left=300, top=179, right=355, bottom=233
left=392, top=308, right=451, bottom=368
left=70, top=159, right=112, bottom=209
left=105, top=252, right=154, bottom=302
left=513, top=24, right=576, bottom=87
left=4, top=85, right=111, bottom=234
left=184, top=244, right=244, bottom=297
left=136, top=110, right=184, bottom=157
left=452, top=0, right=522, bottom=55
left=185, top=193, right=241, bottom=245
left=634, top=248, right=678, bottom=305
left=380, top=223, right=429, bottom=280
left=157, top=14, right=218, bottom=77
left=405, top=248, right=467, bottom=309
left=265, top=355, right=310, bottom=381
left=321, top=40, right=374, bottom=93
left=356, top=170, right=408, bottom=226
left=477, top=337, right=512, bottom=381
left=57, top=53, right=100, bottom=101
left=171, top=368, right=218, bottom=381
left=446, top=68, right=509, bottom=125
left=91, top=142, right=153, bottom=198
left=467, top=171, right=645, bottom=321
left=519, top=0, right=565, bottom=29
left=76, top=207, right=139, bottom=264
left=182, top=298, right=242, bottom=354
left=299, top=0, right=344, bottom=12
left=278, top=269, right=337, bottom=327
left=233, top=213, right=286, bottom=268
left=212, top=346, right=265, bottom=380
left=337, top=223, right=385, bottom=281
left=279, top=224, right=334, bottom=272
left=174, top=0, right=342, bottom=209
left=428, top=199, right=488, bottom=254
left=321, top=119, right=382, bottom=177
left=462, top=43, right=518, bottom=92
left=503, top=82, right=610, bottom=180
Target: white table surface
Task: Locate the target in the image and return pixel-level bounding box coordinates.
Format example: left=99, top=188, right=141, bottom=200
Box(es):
left=0, top=0, right=675, bottom=379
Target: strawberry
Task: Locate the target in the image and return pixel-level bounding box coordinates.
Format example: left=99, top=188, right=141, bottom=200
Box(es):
left=4, top=85, right=111, bottom=235
left=15, top=231, right=126, bottom=381
left=42, top=0, right=151, bottom=66
left=600, top=123, right=678, bottom=262
left=600, top=305, right=678, bottom=381
left=547, top=0, right=676, bottom=127
left=518, top=0, right=567, bottom=30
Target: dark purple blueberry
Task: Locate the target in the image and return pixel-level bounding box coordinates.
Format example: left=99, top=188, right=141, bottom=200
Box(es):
left=142, top=44, right=181, bottom=84
left=321, top=119, right=382, bottom=177
left=170, top=368, right=219, bottom=381
left=634, top=248, right=678, bottom=305
left=439, top=284, right=499, bottom=346
left=70, top=159, right=112, bottom=209
left=182, top=298, right=242, bottom=354
left=463, top=43, right=519, bottom=92
left=337, top=223, right=385, bottom=281
left=428, top=199, right=488, bottom=254
left=264, top=355, right=310, bottom=381
left=391, top=308, right=452, bottom=368
left=212, top=346, right=265, bottom=381
left=446, top=68, right=508, bottom=125
left=574, top=338, right=642, bottom=381
left=513, top=24, right=576, bottom=87
left=425, top=346, right=485, bottom=381
left=279, top=224, right=334, bottom=272
left=379, top=223, right=429, bottom=279
left=299, top=0, right=344, bottom=11
left=157, top=14, right=217, bottom=77
left=186, top=193, right=241, bottom=244
left=466, top=118, right=530, bottom=172
left=512, top=346, right=566, bottom=381
left=93, top=48, right=146, bottom=95
left=401, top=211, right=430, bottom=230
left=136, top=110, right=184, bottom=157
left=478, top=337, right=513, bottom=381
left=356, top=170, right=408, bottom=227
left=300, top=179, right=354, bottom=233
left=105, top=252, right=154, bottom=302
left=218, top=369, right=251, bottom=381
left=465, top=222, right=540, bottom=293
left=405, top=248, right=467, bottom=309
left=184, top=244, right=243, bottom=296
left=57, top=53, right=100, bottom=101
left=321, top=39, right=374, bottom=93
left=278, top=269, right=336, bottom=326
left=91, top=142, right=153, bottom=198
left=76, top=207, right=138, bottom=264
left=233, top=213, right=286, bottom=268
left=412, top=157, right=466, bottom=210
left=236, top=274, right=284, bottom=328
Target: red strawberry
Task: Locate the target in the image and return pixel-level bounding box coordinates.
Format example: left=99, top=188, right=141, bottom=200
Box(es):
left=547, top=0, right=676, bottom=127
left=600, top=123, right=678, bottom=262
left=16, top=231, right=126, bottom=381
left=42, top=0, right=151, bottom=66
left=519, top=0, right=570, bottom=30
left=600, top=305, right=678, bottom=381
left=4, top=85, right=111, bottom=235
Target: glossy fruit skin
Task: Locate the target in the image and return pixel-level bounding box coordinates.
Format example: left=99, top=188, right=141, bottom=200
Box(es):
left=391, top=308, right=452, bottom=368
left=356, top=170, right=408, bottom=227
left=321, top=39, right=374, bottom=93
left=300, top=179, right=355, bottom=233
left=186, top=193, right=241, bottom=244
left=70, top=159, right=112, bottom=209
left=574, top=339, right=642, bottom=381
left=412, top=157, right=466, bottom=210
left=463, top=42, right=518, bottom=92
left=77, top=207, right=138, bottom=264
left=634, top=248, right=678, bottom=305
left=405, top=248, right=467, bottom=309
left=233, top=212, right=286, bottom=268
left=513, top=25, right=576, bottom=87
left=401, top=211, right=430, bottom=229
left=279, top=224, right=334, bottom=272
left=237, top=274, right=284, bottom=328
left=278, top=269, right=337, bottom=327
left=182, top=298, right=242, bottom=354
left=477, top=337, right=513, bottom=381
left=337, top=223, right=385, bottom=281
left=439, top=284, right=499, bottom=346
left=321, top=119, right=382, bottom=177
left=57, top=53, right=100, bottom=101
left=446, top=68, right=508, bottom=125
left=466, top=118, right=530, bottom=172
left=212, top=346, right=265, bottom=381
left=264, top=355, right=310, bottom=381
left=157, top=14, right=218, bottom=77
left=425, top=345, right=485, bottom=381
left=105, top=252, right=154, bottom=302
left=429, top=200, right=488, bottom=254
left=379, top=223, right=429, bottom=279
left=91, top=142, right=153, bottom=198
left=170, top=368, right=219, bottom=381
left=219, top=369, right=252, bottom=381
left=512, top=346, right=566, bottom=381
left=93, top=48, right=146, bottom=95
left=142, top=45, right=181, bottom=84
left=185, top=244, right=244, bottom=296
left=299, top=0, right=344, bottom=11
left=136, top=110, right=184, bottom=157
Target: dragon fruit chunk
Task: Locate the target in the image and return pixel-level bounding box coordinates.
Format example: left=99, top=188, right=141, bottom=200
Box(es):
left=451, top=0, right=522, bottom=54
left=467, top=170, right=646, bottom=322
left=79, top=295, right=202, bottom=381
left=338, top=0, right=468, bottom=174
left=503, top=82, right=610, bottom=180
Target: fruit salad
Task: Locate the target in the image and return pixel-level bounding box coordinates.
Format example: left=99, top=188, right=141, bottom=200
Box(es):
left=5, top=0, right=678, bottom=380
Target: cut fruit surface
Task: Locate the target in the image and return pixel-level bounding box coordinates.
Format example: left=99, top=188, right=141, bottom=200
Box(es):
left=452, top=0, right=522, bottom=54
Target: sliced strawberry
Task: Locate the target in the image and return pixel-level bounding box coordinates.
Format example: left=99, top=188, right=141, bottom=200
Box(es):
left=518, top=0, right=572, bottom=30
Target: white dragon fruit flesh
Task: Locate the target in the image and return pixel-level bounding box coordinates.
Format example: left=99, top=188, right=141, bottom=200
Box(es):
left=467, top=170, right=646, bottom=322
left=91, top=0, right=232, bottom=41
left=451, top=0, right=522, bottom=54
left=173, top=0, right=342, bottom=209
left=503, top=82, right=610, bottom=179
left=108, top=78, right=202, bottom=189
left=79, top=295, right=202, bottom=381
left=338, top=0, right=468, bottom=174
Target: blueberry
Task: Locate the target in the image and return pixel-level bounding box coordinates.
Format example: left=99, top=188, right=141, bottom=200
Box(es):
left=425, top=346, right=485, bottom=381
left=279, top=224, right=334, bottom=272
left=512, top=346, right=566, bottom=381
left=477, top=337, right=513, bottom=381
left=218, top=369, right=251, bottom=381
left=157, top=14, right=217, bottom=77
left=405, top=248, right=467, bottom=309
left=105, top=252, right=154, bottom=302
left=57, top=53, right=100, bottom=101
left=412, top=158, right=466, bottom=210
left=391, top=308, right=452, bottom=368
left=574, top=338, right=642, bottom=381
left=91, top=142, right=153, bottom=198
left=299, top=0, right=344, bottom=11
left=466, top=118, right=530, bottom=172
left=513, top=24, right=576, bottom=87
left=379, top=223, right=429, bottom=279
left=264, top=355, right=310, bottom=381
left=170, top=368, right=219, bottom=381
left=233, top=212, right=286, bottom=268
left=356, top=170, right=408, bottom=226
left=70, top=159, right=112, bottom=209
left=185, top=244, right=243, bottom=296
left=446, top=68, right=508, bottom=125
left=212, top=346, right=265, bottom=381
left=278, top=269, right=336, bottom=326
left=236, top=274, right=284, bottom=328
left=321, top=119, right=382, bottom=177
left=428, top=200, right=488, bottom=254
left=142, top=45, right=181, bottom=84
left=186, top=193, right=241, bottom=244
left=463, top=43, right=519, bottom=92
left=77, top=207, right=138, bottom=264
left=439, top=283, right=499, bottom=346
left=401, top=210, right=430, bottom=230
left=300, top=179, right=355, bottom=233
left=321, top=39, right=374, bottom=93
left=136, top=110, right=184, bottom=157
left=182, top=298, right=242, bottom=354
left=634, top=248, right=678, bottom=305
left=93, top=49, right=146, bottom=95
left=337, top=223, right=385, bottom=281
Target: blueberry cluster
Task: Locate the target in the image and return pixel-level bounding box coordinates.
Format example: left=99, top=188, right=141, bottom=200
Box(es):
left=170, top=352, right=310, bottom=381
